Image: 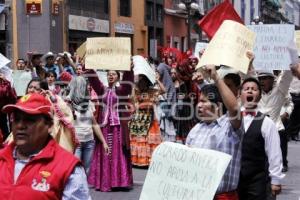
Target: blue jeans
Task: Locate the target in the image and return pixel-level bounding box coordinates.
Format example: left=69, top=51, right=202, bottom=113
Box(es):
left=74, top=140, right=95, bottom=175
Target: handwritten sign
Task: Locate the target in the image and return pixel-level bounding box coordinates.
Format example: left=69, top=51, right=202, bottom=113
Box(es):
left=295, top=31, right=300, bottom=56
left=194, top=42, right=208, bottom=57
left=12, top=70, right=32, bottom=96
left=85, top=37, right=131, bottom=71
left=132, top=55, right=156, bottom=84
left=0, top=53, right=11, bottom=69
left=197, top=20, right=256, bottom=73
left=248, top=24, right=295, bottom=70
left=139, top=142, right=231, bottom=200
left=76, top=42, right=86, bottom=59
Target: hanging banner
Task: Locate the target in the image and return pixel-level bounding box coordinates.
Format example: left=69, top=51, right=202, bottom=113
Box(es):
left=26, top=0, right=42, bottom=15
left=85, top=37, right=131, bottom=71
left=139, top=142, right=232, bottom=200
left=197, top=20, right=256, bottom=73
left=248, top=24, right=295, bottom=70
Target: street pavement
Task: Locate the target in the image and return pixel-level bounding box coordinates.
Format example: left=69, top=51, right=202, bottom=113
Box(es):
left=90, top=142, right=300, bottom=200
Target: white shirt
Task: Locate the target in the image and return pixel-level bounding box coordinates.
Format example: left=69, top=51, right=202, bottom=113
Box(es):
left=74, top=102, right=95, bottom=142
left=258, top=71, right=293, bottom=131
left=242, top=109, right=285, bottom=185
left=289, top=77, right=300, bottom=94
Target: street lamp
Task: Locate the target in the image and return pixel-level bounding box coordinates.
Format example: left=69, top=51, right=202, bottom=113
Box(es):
left=178, top=0, right=199, bottom=49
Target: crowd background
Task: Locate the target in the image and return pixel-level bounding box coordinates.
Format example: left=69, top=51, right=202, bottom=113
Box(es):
left=0, top=46, right=300, bottom=199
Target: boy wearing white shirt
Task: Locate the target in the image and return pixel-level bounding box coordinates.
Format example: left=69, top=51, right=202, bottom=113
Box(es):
left=238, top=77, right=284, bottom=200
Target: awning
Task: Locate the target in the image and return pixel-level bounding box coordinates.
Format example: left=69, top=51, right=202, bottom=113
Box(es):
left=0, top=4, right=6, bottom=14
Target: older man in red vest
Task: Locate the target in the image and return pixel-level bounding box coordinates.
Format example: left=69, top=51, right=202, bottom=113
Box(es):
left=0, top=93, right=91, bottom=199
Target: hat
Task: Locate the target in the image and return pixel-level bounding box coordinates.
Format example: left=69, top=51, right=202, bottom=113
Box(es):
left=2, top=93, right=52, bottom=117
left=59, top=71, right=73, bottom=83
left=42, top=52, right=56, bottom=62
left=58, top=51, right=72, bottom=60
left=257, top=71, right=275, bottom=78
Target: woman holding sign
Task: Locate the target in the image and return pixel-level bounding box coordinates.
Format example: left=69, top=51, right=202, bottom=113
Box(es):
left=85, top=68, right=134, bottom=192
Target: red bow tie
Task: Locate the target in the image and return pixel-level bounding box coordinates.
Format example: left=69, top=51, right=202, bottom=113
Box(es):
left=242, top=111, right=256, bottom=116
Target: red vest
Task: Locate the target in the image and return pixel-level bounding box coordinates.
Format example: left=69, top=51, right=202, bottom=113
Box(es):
left=0, top=139, right=80, bottom=200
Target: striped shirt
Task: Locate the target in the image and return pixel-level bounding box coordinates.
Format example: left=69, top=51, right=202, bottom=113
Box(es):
left=186, top=114, right=243, bottom=193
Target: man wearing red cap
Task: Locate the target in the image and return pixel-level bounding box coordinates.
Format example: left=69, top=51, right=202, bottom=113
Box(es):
left=0, top=93, right=91, bottom=199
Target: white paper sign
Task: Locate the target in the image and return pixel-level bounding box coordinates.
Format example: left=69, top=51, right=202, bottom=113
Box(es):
left=248, top=24, right=295, bottom=70
left=0, top=53, right=11, bottom=69
left=132, top=55, right=156, bottom=84
left=139, top=142, right=232, bottom=200
left=12, top=70, right=32, bottom=96
left=194, top=42, right=208, bottom=57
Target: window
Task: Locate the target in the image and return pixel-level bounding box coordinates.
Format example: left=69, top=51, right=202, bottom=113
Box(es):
left=146, top=2, right=154, bottom=21
left=119, top=0, right=131, bottom=17
left=69, top=0, right=109, bottom=19
left=156, top=5, right=163, bottom=23
left=0, top=0, right=5, bottom=4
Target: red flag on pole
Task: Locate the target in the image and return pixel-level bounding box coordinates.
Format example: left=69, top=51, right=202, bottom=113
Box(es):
left=198, top=0, right=243, bottom=39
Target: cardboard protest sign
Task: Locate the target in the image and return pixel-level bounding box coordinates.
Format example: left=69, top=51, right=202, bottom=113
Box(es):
left=139, top=142, right=232, bottom=200
left=248, top=24, right=295, bottom=70
left=76, top=42, right=86, bottom=58
left=194, top=42, right=208, bottom=57
left=0, top=53, right=11, bottom=69
left=85, top=37, right=131, bottom=71
left=132, top=55, right=156, bottom=84
left=295, top=31, right=300, bottom=56
left=196, top=20, right=256, bottom=74
left=12, top=70, right=32, bottom=96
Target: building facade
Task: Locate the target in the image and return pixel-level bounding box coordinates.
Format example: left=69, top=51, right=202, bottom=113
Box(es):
left=146, top=0, right=164, bottom=58
left=110, top=0, right=148, bottom=55
left=5, top=0, right=148, bottom=65
left=68, top=0, right=110, bottom=54
left=6, top=0, right=65, bottom=65
left=282, top=0, right=300, bottom=27
left=234, top=0, right=260, bottom=25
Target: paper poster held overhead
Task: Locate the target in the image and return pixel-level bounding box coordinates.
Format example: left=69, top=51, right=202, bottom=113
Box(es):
left=139, top=142, right=232, bottom=200
left=248, top=24, right=295, bottom=70
left=132, top=55, right=156, bottom=84
left=295, top=31, right=300, bottom=56
left=196, top=20, right=256, bottom=74
left=85, top=37, right=131, bottom=71
left=76, top=41, right=86, bottom=59
left=0, top=53, right=11, bottom=69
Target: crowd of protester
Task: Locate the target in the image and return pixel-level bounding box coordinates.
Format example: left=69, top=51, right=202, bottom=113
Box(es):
left=0, top=47, right=300, bottom=199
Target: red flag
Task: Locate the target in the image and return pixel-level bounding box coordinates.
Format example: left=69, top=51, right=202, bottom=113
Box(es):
left=198, top=0, right=243, bottom=39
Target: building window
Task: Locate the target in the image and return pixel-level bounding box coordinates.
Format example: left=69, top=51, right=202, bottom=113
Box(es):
left=119, top=0, right=131, bottom=17
left=69, top=0, right=109, bottom=19
left=156, top=5, right=163, bottom=23
left=146, top=2, right=154, bottom=21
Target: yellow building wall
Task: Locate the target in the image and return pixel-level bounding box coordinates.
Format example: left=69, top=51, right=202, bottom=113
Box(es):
left=110, top=0, right=148, bottom=56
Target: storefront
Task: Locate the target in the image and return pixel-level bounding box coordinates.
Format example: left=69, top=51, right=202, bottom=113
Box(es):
left=68, top=15, right=109, bottom=54
left=114, top=22, right=134, bottom=54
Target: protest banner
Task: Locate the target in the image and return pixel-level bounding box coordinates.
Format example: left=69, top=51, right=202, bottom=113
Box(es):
left=139, top=142, right=232, bottom=200
left=12, top=70, right=32, bottom=96
left=85, top=37, right=131, bottom=71
left=295, top=30, right=300, bottom=56
left=194, top=42, right=208, bottom=58
left=132, top=55, right=156, bottom=84
left=0, top=53, right=11, bottom=69
left=76, top=41, right=86, bottom=58
left=248, top=24, right=295, bottom=70
left=196, top=20, right=256, bottom=74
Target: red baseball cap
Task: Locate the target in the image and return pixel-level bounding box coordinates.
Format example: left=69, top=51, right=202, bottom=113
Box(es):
left=2, top=93, right=52, bottom=117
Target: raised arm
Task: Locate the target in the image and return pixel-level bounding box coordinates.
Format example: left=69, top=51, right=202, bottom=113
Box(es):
left=84, top=69, right=105, bottom=96
left=204, top=65, right=241, bottom=129
left=117, top=70, right=134, bottom=96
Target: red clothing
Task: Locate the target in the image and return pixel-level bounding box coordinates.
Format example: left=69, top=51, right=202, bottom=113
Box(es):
left=0, top=139, right=80, bottom=200
left=214, top=191, right=239, bottom=200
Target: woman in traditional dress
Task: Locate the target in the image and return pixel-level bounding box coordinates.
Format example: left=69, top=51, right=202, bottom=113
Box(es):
left=86, top=69, right=133, bottom=192
left=129, top=74, right=162, bottom=166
